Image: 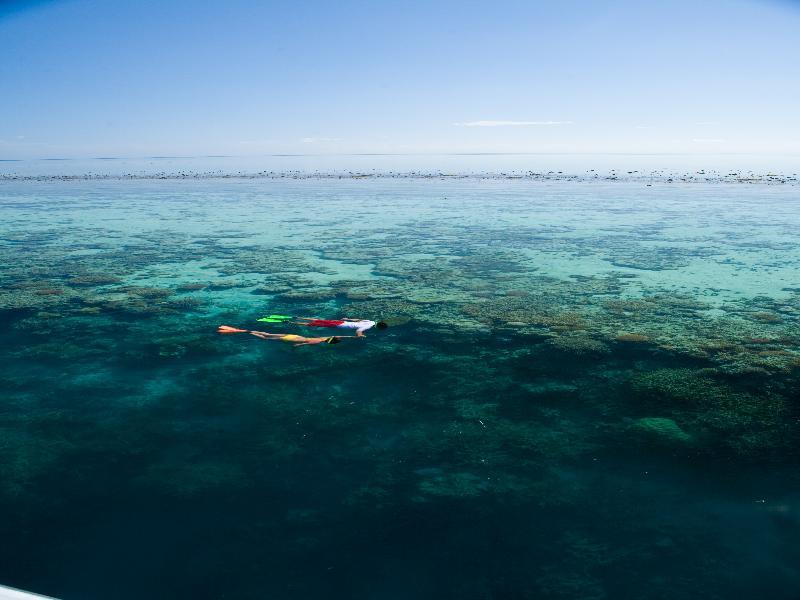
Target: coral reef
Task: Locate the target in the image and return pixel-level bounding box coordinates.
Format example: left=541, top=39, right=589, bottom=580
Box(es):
left=2, top=178, right=800, bottom=598
left=630, top=417, right=693, bottom=445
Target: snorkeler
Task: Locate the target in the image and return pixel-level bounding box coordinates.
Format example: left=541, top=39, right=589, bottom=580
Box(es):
left=217, top=325, right=355, bottom=347
left=294, top=317, right=388, bottom=337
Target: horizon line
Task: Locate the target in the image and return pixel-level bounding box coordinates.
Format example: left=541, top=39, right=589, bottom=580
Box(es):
left=2, top=151, right=800, bottom=162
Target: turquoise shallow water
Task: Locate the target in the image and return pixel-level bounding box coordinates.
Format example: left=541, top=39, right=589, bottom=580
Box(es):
left=1, top=178, right=799, bottom=599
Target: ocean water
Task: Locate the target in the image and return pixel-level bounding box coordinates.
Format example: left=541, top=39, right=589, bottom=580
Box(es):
left=1, top=177, right=799, bottom=599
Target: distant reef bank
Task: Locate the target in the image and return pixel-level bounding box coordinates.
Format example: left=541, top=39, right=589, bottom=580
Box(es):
left=0, top=169, right=797, bottom=185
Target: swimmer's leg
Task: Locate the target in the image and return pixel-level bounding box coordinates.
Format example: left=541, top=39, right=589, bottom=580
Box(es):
left=250, top=331, right=284, bottom=340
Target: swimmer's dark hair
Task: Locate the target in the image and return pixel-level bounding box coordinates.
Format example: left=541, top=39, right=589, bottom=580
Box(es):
left=376, top=321, right=388, bottom=329
left=328, top=336, right=342, bottom=344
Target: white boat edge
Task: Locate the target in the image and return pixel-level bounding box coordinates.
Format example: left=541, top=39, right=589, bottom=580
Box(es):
left=0, top=585, right=58, bottom=600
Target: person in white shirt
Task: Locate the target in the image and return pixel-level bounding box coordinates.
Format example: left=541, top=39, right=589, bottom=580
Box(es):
left=294, top=317, right=388, bottom=337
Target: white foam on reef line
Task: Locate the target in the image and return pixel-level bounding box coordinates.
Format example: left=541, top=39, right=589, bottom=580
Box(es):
left=0, top=153, right=798, bottom=183
left=0, top=170, right=798, bottom=185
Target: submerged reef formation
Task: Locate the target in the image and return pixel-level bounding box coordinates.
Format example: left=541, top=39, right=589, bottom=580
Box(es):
left=629, top=417, right=693, bottom=445
left=1, top=179, right=799, bottom=598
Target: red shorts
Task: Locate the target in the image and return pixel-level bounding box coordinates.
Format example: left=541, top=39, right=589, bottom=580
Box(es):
left=306, top=319, right=345, bottom=328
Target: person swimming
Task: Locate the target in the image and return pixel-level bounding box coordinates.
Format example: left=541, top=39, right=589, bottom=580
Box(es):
left=217, top=326, right=355, bottom=347
left=294, top=317, right=388, bottom=337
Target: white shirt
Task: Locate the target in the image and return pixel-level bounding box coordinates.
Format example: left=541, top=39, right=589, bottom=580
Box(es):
left=336, top=320, right=376, bottom=333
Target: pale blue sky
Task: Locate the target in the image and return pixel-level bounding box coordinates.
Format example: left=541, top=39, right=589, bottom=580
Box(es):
left=2, top=0, right=799, bottom=158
